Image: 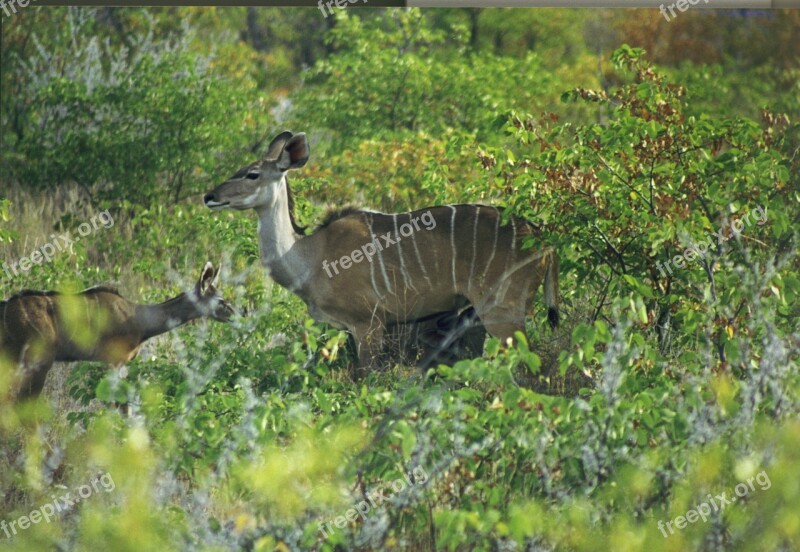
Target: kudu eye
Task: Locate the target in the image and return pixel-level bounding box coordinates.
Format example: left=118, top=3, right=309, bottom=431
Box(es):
left=246, top=172, right=260, bottom=180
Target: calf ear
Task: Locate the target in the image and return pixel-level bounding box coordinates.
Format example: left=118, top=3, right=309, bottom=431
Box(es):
left=198, top=262, right=216, bottom=294
left=277, top=133, right=310, bottom=171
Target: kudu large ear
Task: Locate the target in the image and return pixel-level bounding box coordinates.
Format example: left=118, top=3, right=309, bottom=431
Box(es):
left=264, top=131, right=294, bottom=161
left=198, top=261, right=216, bottom=295
left=276, top=133, right=310, bottom=171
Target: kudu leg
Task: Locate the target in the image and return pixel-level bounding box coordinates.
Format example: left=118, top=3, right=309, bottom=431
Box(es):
left=471, top=300, right=526, bottom=347
left=382, top=320, right=423, bottom=366
left=14, top=349, right=55, bottom=402
left=417, top=308, right=486, bottom=371
left=351, top=323, right=386, bottom=379
left=468, top=272, right=533, bottom=347
left=382, top=308, right=487, bottom=371
left=448, top=308, right=486, bottom=360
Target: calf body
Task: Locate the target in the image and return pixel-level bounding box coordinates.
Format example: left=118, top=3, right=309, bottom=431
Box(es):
left=0, top=263, right=233, bottom=401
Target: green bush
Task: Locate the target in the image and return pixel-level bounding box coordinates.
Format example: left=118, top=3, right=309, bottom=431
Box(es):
left=4, top=10, right=261, bottom=205
left=2, top=11, right=798, bottom=552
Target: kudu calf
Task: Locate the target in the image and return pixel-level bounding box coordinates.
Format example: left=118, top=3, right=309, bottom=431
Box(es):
left=386, top=307, right=485, bottom=370
left=204, top=132, right=558, bottom=377
left=0, top=262, right=234, bottom=401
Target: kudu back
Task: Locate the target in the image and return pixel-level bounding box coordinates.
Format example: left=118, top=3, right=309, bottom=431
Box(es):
left=0, top=262, right=234, bottom=401
left=204, top=131, right=558, bottom=377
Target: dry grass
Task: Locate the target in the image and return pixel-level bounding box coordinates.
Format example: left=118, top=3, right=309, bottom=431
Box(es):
left=1, top=184, right=151, bottom=298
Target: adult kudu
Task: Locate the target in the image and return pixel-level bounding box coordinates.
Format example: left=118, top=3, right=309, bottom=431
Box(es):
left=203, top=132, right=559, bottom=377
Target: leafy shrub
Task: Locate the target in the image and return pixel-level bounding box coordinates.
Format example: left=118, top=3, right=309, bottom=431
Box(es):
left=2, top=12, right=799, bottom=552
left=4, top=9, right=260, bottom=205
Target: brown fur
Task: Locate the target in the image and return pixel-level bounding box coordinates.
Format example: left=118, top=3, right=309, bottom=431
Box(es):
left=317, top=205, right=364, bottom=229
left=205, top=132, right=559, bottom=378
left=304, top=205, right=557, bottom=371
left=0, top=263, right=234, bottom=402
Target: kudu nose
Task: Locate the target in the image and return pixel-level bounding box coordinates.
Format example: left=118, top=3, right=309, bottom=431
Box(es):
left=203, top=192, right=216, bottom=205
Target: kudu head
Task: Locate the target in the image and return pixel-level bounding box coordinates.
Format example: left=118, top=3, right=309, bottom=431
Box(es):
left=192, top=262, right=235, bottom=322
left=203, top=131, right=310, bottom=212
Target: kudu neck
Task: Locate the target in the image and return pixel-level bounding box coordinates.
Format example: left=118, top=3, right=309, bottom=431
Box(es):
left=135, top=293, right=204, bottom=341
left=255, top=177, right=303, bottom=264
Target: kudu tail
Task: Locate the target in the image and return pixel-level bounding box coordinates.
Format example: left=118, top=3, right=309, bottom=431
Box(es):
left=543, top=247, right=559, bottom=329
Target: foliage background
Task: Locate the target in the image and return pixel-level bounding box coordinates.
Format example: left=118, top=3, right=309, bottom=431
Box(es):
left=1, top=7, right=798, bottom=551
